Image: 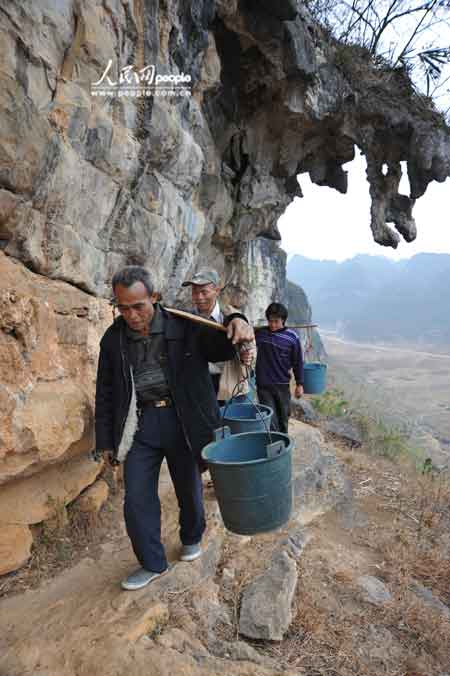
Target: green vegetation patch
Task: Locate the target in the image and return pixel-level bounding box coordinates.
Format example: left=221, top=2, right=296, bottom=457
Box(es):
left=311, top=388, right=349, bottom=417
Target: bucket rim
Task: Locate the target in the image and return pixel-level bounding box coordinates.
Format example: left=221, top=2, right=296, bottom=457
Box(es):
left=220, top=402, right=273, bottom=423
left=201, top=430, right=292, bottom=466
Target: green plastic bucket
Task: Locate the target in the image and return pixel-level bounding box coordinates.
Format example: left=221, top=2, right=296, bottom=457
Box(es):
left=219, top=402, right=273, bottom=434
left=202, top=428, right=293, bottom=535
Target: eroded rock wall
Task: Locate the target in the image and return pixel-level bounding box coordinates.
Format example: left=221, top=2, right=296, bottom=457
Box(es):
left=0, top=252, right=111, bottom=572
left=3, top=2, right=447, bottom=304
left=1, top=0, right=449, bottom=573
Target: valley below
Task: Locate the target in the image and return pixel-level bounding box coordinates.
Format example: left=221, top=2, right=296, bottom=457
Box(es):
left=322, top=333, right=450, bottom=466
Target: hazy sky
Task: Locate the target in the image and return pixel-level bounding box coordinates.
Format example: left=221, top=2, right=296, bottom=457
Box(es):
left=279, top=153, right=450, bottom=262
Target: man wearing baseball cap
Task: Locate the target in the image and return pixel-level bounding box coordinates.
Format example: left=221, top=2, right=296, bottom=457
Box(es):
left=182, top=269, right=255, bottom=402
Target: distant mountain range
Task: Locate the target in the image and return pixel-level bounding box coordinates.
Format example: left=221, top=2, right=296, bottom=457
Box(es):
left=287, top=253, right=450, bottom=348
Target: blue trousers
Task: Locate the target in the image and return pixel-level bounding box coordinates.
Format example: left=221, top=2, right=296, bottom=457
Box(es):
left=124, top=406, right=206, bottom=572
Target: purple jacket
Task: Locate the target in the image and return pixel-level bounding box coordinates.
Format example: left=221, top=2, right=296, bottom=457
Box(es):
left=255, top=327, right=304, bottom=387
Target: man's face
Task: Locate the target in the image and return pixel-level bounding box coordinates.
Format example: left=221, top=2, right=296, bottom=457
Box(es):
left=268, top=316, right=284, bottom=332
left=114, top=282, right=154, bottom=335
left=191, top=283, right=220, bottom=317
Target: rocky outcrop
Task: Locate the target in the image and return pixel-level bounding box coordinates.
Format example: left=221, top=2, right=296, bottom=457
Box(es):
left=0, top=252, right=108, bottom=570
left=0, top=0, right=448, bottom=574
left=77, top=479, right=110, bottom=514
left=0, top=253, right=109, bottom=485
left=286, top=280, right=311, bottom=324
left=291, top=421, right=352, bottom=521
left=1, top=1, right=448, bottom=305
left=286, top=280, right=326, bottom=361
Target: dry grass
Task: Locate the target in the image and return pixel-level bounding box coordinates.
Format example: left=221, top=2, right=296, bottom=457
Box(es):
left=298, top=456, right=449, bottom=674
left=266, top=546, right=450, bottom=674
left=377, top=472, right=450, bottom=608
left=0, top=472, right=121, bottom=599
left=212, top=441, right=450, bottom=675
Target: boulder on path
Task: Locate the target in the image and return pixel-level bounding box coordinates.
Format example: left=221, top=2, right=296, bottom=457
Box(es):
left=290, top=420, right=352, bottom=521
left=291, top=397, right=319, bottom=423
left=239, top=550, right=298, bottom=641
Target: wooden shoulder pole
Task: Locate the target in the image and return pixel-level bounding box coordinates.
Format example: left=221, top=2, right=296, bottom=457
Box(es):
left=164, top=306, right=228, bottom=332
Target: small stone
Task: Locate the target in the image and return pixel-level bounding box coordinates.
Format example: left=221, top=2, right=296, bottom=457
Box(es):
left=155, top=627, right=208, bottom=655
left=222, top=567, right=235, bottom=581
left=209, top=638, right=266, bottom=664
left=282, top=526, right=312, bottom=561
left=410, top=582, right=450, bottom=618
left=357, top=575, right=392, bottom=606
left=192, top=585, right=231, bottom=631
left=290, top=420, right=352, bottom=520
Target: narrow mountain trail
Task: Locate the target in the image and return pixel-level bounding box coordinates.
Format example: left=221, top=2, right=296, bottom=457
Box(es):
left=1, top=420, right=449, bottom=676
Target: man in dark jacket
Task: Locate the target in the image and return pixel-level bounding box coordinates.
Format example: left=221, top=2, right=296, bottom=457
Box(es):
left=94, top=266, right=253, bottom=591
left=255, top=302, right=304, bottom=434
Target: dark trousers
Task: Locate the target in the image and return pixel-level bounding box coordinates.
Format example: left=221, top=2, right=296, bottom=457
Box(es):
left=123, top=406, right=206, bottom=572
left=211, top=373, right=226, bottom=407
left=257, top=384, right=291, bottom=434
left=210, top=373, right=221, bottom=396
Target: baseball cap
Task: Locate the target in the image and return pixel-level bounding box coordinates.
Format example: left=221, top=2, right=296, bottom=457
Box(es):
left=182, top=269, right=220, bottom=287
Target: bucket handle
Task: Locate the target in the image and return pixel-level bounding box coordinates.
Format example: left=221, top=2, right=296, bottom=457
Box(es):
left=221, top=366, right=273, bottom=444
left=266, top=440, right=284, bottom=459
left=214, top=426, right=231, bottom=441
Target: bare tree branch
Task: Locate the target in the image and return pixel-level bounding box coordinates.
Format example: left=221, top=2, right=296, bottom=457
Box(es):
left=306, top=0, right=450, bottom=111
left=395, top=0, right=440, bottom=65
left=340, top=0, right=378, bottom=40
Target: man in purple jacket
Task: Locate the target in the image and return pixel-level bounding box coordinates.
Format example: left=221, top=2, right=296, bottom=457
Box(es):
left=255, top=302, right=304, bottom=433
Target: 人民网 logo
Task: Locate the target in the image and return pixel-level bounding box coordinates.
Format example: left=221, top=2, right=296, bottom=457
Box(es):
left=91, top=60, right=192, bottom=98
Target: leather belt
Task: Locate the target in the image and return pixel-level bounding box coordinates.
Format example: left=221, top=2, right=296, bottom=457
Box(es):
left=140, top=398, right=173, bottom=408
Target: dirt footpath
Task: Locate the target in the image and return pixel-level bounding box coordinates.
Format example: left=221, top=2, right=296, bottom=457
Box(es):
left=1, top=421, right=449, bottom=676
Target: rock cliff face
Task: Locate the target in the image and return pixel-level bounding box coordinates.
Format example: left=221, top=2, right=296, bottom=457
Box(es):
left=0, top=0, right=449, bottom=572
left=0, top=252, right=109, bottom=573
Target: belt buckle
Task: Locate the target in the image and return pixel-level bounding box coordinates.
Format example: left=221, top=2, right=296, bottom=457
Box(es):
left=155, top=399, right=167, bottom=408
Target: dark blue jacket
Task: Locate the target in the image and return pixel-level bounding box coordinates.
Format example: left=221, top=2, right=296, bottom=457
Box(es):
left=95, top=305, right=241, bottom=468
